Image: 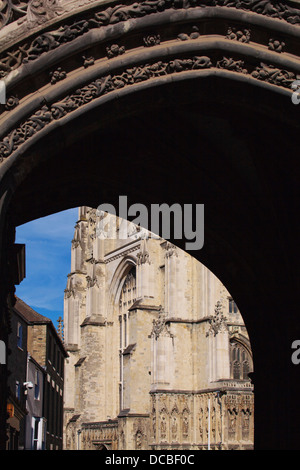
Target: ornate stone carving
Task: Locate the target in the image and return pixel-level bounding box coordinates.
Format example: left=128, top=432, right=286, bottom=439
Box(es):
left=251, top=62, right=297, bottom=87
left=268, top=38, right=285, bottom=52
left=50, top=66, right=67, bottom=84
left=26, top=0, right=64, bottom=26
left=71, top=223, right=81, bottom=248
left=0, top=0, right=64, bottom=30
left=135, top=430, right=143, bottom=449
left=2, top=95, right=19, bottom=111
left=164, top=242, right=178, bottom=258
left=160, top=413, right=167, bottom=441
left=226, top=26, right=250, bottom=43
left=177, top=26, right=200, bottom=41
left=206, top=300, right=228, bottom=336
left=198, top=407, right=204, bottom=442
left=0, top=103, right=53, bottom=159
left=182, top=408, right=190, bottom=440
left=64, top=279, right=75, bottom=298
left=216, top=56, right=247, bottom=74
left=151, top=306, right=173, bottom=340
left=171, top=407, right=179, bottom=441
left=86, top=274, right=98, bottom=288
left=151, top=405, right=156, bottom=440
left=0, top=0, right=28, bottom=29
left=241, top=408, right=250, bottom=439
left=143, top=34, right=160, bottom=47
left=1, top=0, right=299, bottom=78
left=106, top=44, right=125, bottom=59
left=0, top=55, right=212, bottom=160
left=0, top=53, right=297, bottom=162
left=136, top=244, right=150, bottom=265
left=82, top=55, right=95, bottom=68
left=228, top=407, right=238, bottom=439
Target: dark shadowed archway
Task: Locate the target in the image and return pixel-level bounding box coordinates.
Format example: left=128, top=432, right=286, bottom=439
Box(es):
left=0, top=0, right=299, bottom=450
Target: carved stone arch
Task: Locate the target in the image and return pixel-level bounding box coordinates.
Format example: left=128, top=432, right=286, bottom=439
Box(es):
left=230, top=333, right=252, bottom=355
left=0, top=0, right=300, bottom=180
left=229, top=336, right=253, bottom=381
left=106, top=256, right=137, bottom=321
left=170, top=403, right=180, bottom=442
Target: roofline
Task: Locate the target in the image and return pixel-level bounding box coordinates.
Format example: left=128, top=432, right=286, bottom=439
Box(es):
left=13, top=297, right=69, bottom=358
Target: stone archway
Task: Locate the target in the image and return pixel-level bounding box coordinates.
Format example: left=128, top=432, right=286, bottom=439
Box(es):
left=0, top=0, right=299, bottom=450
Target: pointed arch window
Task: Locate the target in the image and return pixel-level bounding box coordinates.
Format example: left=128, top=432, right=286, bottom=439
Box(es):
left=230, top=340, right=252, bottom=380
left=119, top=266, right=136, bottom=411
left=228, top=298, right=238, bottom=314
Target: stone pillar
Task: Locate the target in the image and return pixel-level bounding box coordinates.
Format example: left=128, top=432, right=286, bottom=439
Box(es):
left=164, top=243, right=179, bottom=318
left=207, top=301, right=230, bottom=382
left=136, top=239, right=154, bottom=300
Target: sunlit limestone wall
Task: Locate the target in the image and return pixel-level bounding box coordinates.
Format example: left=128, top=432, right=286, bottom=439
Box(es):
left=63, top=207, right=252, bottom=450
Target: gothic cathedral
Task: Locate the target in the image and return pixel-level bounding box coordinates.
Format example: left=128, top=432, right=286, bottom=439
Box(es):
left=63, top=208, right=254, bottom=450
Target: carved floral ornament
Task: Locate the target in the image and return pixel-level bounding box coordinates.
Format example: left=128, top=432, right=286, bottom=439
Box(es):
left=1, top=0, right=300, bottom=33
left=151, top=306, right=173, bottom=340
left=0, top=53, right=299, bottom=163
left=0, top=0, right=300, bottom=80
left=0, top=0, right=63, bottom=29
left=206, top=300, right=228, bottom=336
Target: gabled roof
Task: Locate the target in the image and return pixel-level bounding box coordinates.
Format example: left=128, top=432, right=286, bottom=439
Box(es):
left=14, top=297, right=51, bottom=324
left=13, top=296, right=68, bottom=357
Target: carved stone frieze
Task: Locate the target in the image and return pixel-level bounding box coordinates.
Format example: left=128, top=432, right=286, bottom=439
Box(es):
left=0, top=0, right=28, bottom=30
left=50, top=66, right=66, bottom=84
left=1, top=0, right=300, bottom=34
left=0, top=0, right=300, bottom=79
left=178, top=26, right=200, bottom=41
left=226, top=27, right=250, bottom=43
left=0, top=52, right=298, bottom=162
left=268, top=38, right=285, bottom=52
left=2, top=95, right=19, bottom=111
left=251, top=62, right=297, bottom=86
left=143, top=34, right=161, bottom=47
left=106, top=44, right=125, bottom=59
left=26, top=0, right=64, bottom=26
left=82, top=55, right=94, bottom=68
left=216, top=56, right=247, bottom=74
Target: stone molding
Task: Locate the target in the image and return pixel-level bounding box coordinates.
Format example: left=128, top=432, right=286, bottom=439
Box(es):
left=1, top=0, right=300, bottom=40
left=1, top=2, right=300, bottom=81
left=0, top=48, right=299, bottom=162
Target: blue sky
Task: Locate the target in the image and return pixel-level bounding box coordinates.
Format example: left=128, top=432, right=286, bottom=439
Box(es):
left=15, top=208, right=79, bottom=330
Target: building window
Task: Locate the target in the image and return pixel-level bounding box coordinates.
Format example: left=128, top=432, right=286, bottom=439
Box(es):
left=17, top=322, right=23, bottom=349
left=119, top=266, right=136, bottom=411
left=16, top=381, right=21, bottom=400
left=34, top=369, right=40, bottom=400
left=229, top=298, right=238, bottom=314
left=230, top=340, right=252, bottom=380
left=32, top=417, right=46, bottom=450
left=33, top=417, right=40, bottom=450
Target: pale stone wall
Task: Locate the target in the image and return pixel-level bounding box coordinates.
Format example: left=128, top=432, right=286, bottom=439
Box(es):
left=27, top=324, right=47, bottom=366
left=63, top=207, right=254, bottom=450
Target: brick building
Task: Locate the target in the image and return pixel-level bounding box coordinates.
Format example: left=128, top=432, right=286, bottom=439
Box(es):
left=8, top=298, right=68, bottom=449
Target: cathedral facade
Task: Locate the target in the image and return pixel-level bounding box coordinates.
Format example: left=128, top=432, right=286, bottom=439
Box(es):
left=63, top=207, right=254, bottom=450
